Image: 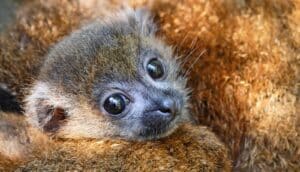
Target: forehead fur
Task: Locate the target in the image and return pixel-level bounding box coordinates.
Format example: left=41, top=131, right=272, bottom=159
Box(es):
left=94, top=34, right=139, bottom=81
left=39, top=8, right=158, bottom=94
left=93, top=8, right=159, bottom=81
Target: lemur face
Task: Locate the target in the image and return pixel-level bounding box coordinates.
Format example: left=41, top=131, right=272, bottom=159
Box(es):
left=25, top=8, right=190, bottom=140
left=93, top=42, right=189, bottom=140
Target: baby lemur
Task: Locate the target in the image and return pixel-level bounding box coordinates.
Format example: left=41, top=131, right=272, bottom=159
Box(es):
left=0, top=7, right=216, bottom=170
left=2, top=0, right=297, bottom=170
left=22, top=8, right=189, bottom=140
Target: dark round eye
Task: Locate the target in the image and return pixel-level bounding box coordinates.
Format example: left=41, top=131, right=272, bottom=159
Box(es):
left=103, top=93, right=129, bottom=115
left=146, top=59, right=164, bottom=79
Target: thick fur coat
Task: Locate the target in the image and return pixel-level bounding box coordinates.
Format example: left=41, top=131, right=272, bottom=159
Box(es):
left=0, top=0, right=299, bottom=171
left=0, top=112, right=231, bottom=171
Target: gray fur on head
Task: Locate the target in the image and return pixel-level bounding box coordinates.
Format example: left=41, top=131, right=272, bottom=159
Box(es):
left=134, top=8, right=157, bottom=36
left=25, top=8, right=190, bottom=140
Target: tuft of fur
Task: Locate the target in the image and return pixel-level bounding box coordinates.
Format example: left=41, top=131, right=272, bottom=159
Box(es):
left=0, top=112, right=49, bottom=171
left=0, top=112, right=231, bottom=171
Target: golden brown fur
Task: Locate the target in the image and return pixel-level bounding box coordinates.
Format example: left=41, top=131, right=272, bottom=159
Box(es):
left=0, top=112, right=231, bottom=171
left=138, top=0, right=299, bottom=170
left=0, top=0, right=299, bottom=171
left=0, top=112, right=49, bottom=171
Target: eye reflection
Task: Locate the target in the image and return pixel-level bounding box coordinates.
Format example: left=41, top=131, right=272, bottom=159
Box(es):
left=103, top=93, right=129, bottom=115
left=146, top=59, right=164, bottom=79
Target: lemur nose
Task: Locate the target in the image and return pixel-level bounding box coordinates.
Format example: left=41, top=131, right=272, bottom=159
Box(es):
left=158, top=98, right=176, bottom=116
left=142, top=97, right=179, bottom=129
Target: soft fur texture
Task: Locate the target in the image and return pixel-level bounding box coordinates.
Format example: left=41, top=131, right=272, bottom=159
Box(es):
left=0, top=112, right=49, bottom=171
left=0, top=0, right=299, bottom=171
left=0, top=112, right=231, bottom=171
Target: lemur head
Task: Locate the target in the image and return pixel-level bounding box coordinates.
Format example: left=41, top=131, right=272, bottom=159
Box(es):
left=25, top=8, right=190, bottom=140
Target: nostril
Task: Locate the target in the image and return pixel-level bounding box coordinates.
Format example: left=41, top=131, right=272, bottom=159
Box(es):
left=159, top=107, right=172, bottom=114
left=159, top=99, right=175, bottom=115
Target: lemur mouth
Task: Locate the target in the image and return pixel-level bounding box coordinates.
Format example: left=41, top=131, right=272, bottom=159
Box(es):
left=138, top=116, right=180, bottom=140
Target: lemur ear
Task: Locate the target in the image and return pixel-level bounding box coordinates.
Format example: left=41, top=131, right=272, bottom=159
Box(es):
left=28, top=101, right=67, bottom=133
left=43, top=107, right=67, bottom=133
left=134, top=8, right=157, bottom=36
left=25, top=82, right=67, bottom=134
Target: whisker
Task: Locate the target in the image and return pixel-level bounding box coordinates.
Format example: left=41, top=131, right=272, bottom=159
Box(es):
left=179, top=37, right=199, bottom=66
left=189, top=36, right=198, bottom=49
left=175, top=31, right=191, bottom=54
left=183, top=49, right=207, bottom=78
left=180, top=46, right=198, bottom=67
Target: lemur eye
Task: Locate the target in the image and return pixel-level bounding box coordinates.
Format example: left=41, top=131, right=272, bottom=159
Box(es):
left=103, top=93, right=129, bottom=115
left=146, top=59, right=164, bottom=79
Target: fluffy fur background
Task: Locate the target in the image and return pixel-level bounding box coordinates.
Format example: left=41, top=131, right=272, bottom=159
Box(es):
left=0, top=0, right=299, bottom=171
